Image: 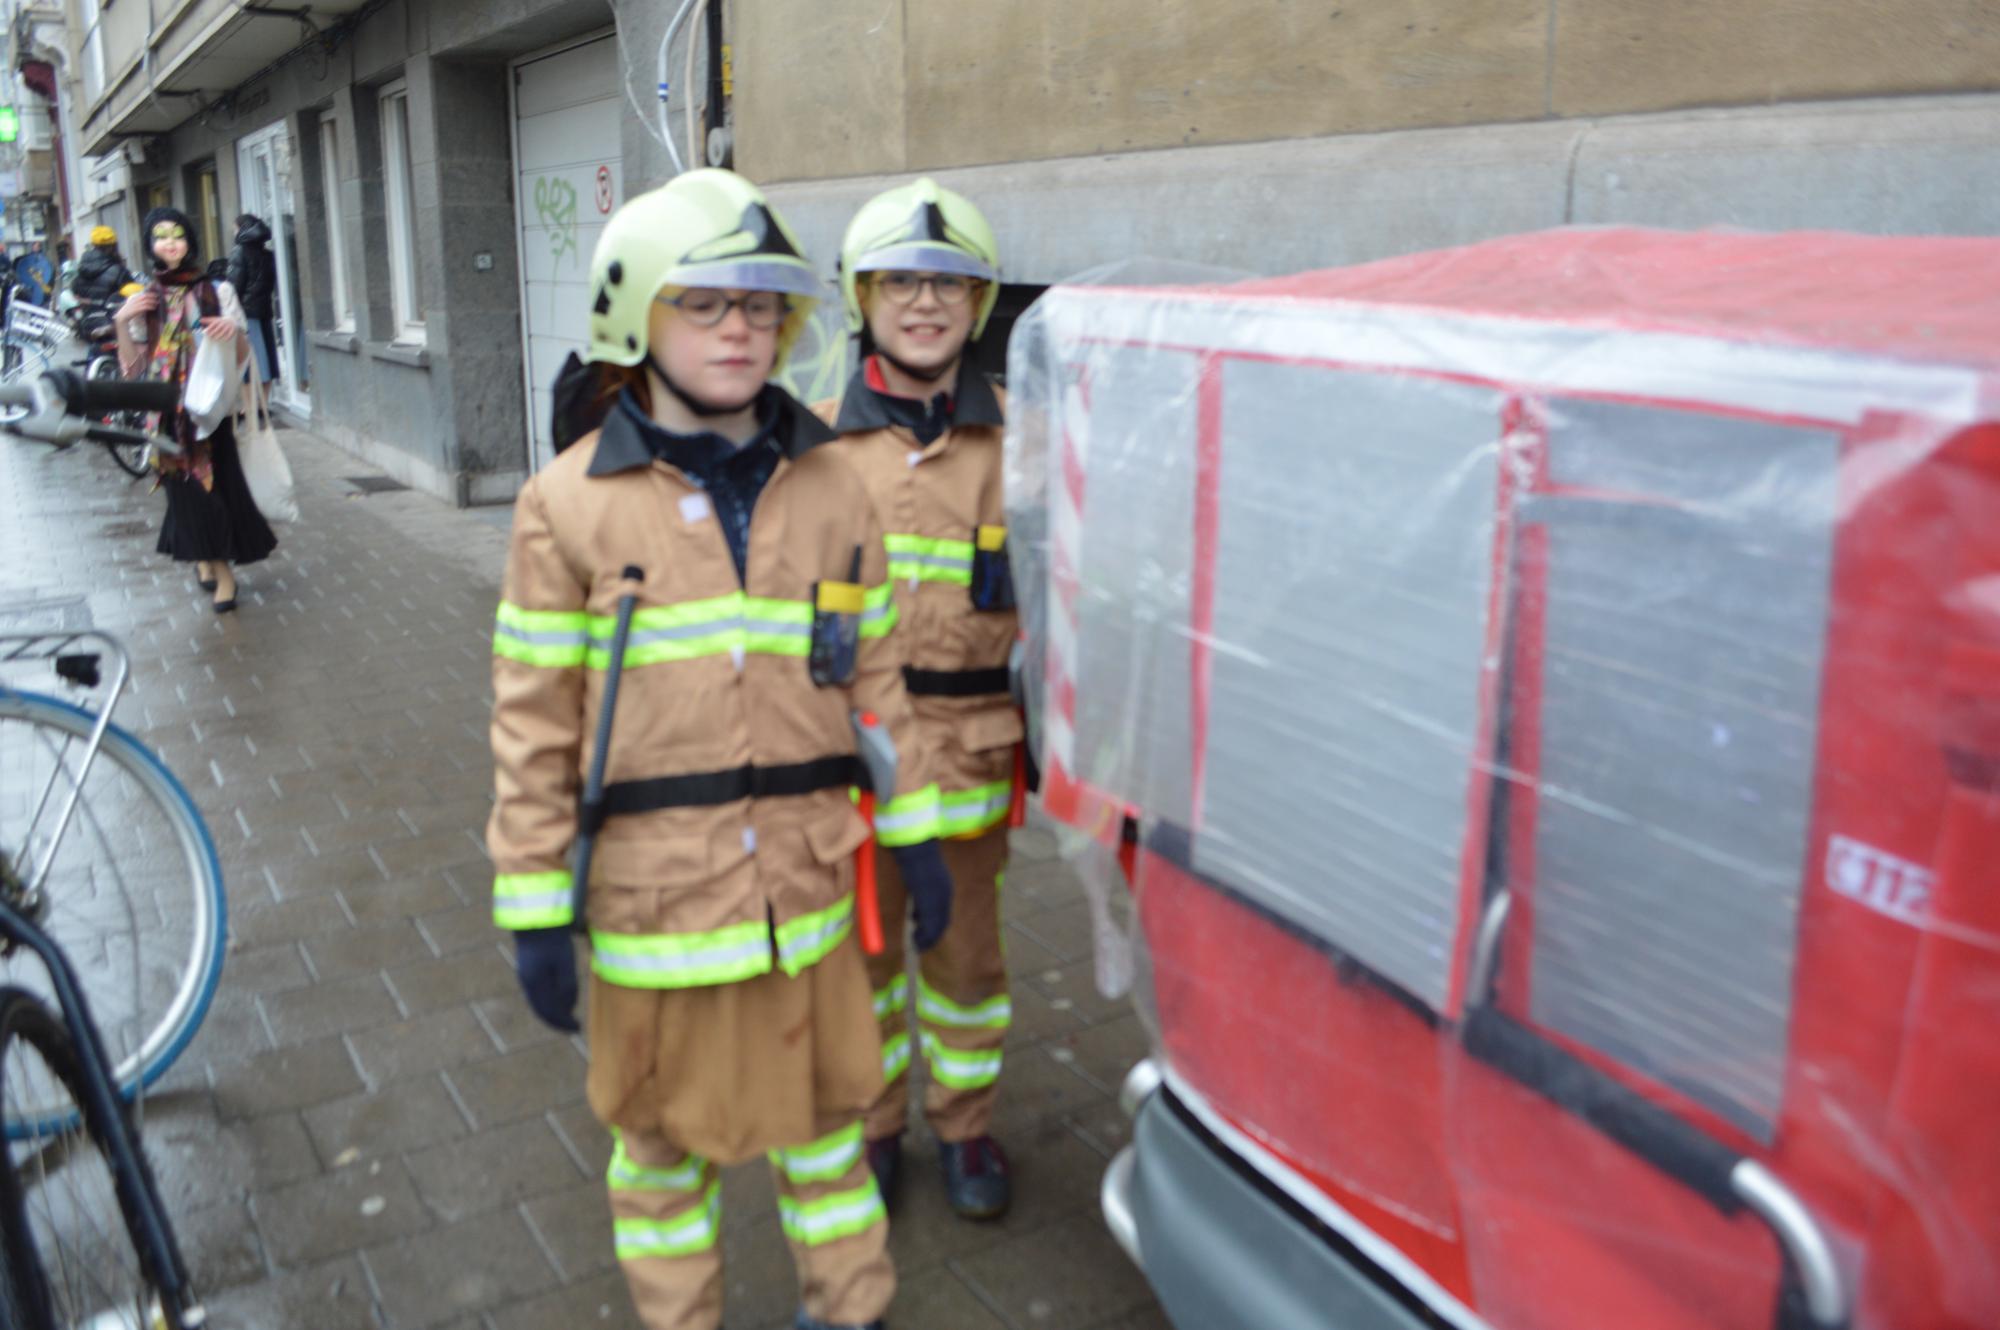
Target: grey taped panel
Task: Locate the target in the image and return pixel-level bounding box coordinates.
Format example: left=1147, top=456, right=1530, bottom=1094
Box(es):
left=1071, top=347, right=1201, bottom=828
left=1527, top=412, right=1838, bottom=1142
left=1192, top=361, right=1501, bottom=1012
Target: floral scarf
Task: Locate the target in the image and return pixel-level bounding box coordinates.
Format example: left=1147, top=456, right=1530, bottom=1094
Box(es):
left=147, top=274, right=217, bottom=491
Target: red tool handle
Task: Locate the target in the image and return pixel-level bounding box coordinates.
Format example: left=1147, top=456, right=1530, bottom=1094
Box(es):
left=855, top=790, right=885, bottom=955
left=1008, top=742, right=1029, bottom=830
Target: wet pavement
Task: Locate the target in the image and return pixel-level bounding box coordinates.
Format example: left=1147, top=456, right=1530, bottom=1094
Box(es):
left=0, top=422, right=1164, bottom=1329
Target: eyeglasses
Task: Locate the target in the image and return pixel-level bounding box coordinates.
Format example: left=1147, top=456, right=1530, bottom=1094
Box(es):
left=657, top=290, right=790, bottom=330
left=151, top=226, right=187, bottom=242
left=868, top=272, right=979, bottom=307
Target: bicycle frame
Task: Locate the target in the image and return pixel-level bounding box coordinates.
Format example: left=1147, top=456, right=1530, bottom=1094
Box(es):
left=0, top=894, right=204, bottom=1329
left=0, top=601, right=131, bottom=905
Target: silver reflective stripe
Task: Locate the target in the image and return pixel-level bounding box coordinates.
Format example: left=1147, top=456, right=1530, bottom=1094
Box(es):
left=496, top=624, right=588, bottom=646
left=743, top=618, right=812, bottom=639
left=617, top=619, right=742, bottom=646
left=895, top=553, right=972, bottom=572
left=502, top=890, right=572, bottom=914
left=778, top=912, right=849, bottom=967
left=604, top=938, right=772, bottom=978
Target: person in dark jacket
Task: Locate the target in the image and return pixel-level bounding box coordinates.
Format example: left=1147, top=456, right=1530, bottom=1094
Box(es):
left=226, top=214, right=279, bottom=385
left=73, top=226, right=135, bottom=305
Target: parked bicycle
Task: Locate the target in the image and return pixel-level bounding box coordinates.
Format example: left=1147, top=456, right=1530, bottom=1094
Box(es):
left=1, top=308, right=150, bottom=480
left=0, top=370, right=223, bottom=1328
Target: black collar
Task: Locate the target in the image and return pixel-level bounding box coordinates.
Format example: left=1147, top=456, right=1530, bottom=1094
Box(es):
left=588, top=384, right=835, bottom=477
left=831, top=358, right=1005, bottom=436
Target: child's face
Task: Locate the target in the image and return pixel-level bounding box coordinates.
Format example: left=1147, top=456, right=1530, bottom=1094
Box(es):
left=647, top=287, right=781, bottom=410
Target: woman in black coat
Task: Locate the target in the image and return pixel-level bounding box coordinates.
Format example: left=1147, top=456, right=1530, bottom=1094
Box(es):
left=226, top=214, right=280, bottom=387
left=117, top=206, right=277, bottom=612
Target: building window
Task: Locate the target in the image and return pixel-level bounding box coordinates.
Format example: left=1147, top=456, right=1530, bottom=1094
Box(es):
left=378, top=80, right=422, bottom=343
left=319, top=113, right=352, bottom=330
left=79, top=0, right=105, bottom=104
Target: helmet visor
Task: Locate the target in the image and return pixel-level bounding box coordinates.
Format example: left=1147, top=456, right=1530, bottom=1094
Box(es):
left=851, top=242, right=995, bottom=282
left=664, top=257, right=824, bottom=301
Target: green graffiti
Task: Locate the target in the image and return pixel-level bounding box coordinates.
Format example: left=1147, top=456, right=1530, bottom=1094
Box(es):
left=534, top=175, right=581, bottom=268
left=771, top=301, right=852, bottom=406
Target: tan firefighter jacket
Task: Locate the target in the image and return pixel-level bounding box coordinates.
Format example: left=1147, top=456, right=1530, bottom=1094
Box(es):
left=818, top=361, right=1022, bottom=839
left=486, top=388, right=941, bottom=990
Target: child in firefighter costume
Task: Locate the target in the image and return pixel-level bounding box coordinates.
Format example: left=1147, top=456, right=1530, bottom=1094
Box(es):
left=487, top=170, right=957, bottom=1330
left=818, top=180, right=1023, bottom=1220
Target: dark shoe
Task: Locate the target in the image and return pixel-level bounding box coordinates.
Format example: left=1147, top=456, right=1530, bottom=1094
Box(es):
left=212, top=597, right=237, bottom=614
left=197, top=577, right=216, bottom=592
left=939, top=1135, right=1012, bottom=1221
left=865, top=1134, right=901, bottom=1208
left=792, top=1312, right=883, bottom=1330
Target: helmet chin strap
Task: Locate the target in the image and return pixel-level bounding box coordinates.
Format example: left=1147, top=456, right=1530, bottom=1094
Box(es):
left=648, top=354, right=760, bottom=419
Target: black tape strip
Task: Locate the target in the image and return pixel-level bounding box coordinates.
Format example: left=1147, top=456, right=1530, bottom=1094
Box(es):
left=596, top=754, right=861, bottom=817
left=1462, top=1006, right=1744, bottom=1214
left=902, top=665, right=1011, bottom=697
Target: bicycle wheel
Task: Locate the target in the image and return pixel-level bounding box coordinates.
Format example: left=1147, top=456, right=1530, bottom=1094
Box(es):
left=0, top=692, right=225, bottom=1134
left=84, top=359, right=149, bottom=480
left=0, top=987, right=185, bottom=1329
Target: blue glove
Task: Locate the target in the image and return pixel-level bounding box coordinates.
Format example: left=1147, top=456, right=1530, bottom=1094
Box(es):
left=892, top=840, right=955, bottom=952
left=514, top=927, right=580, bottom=1033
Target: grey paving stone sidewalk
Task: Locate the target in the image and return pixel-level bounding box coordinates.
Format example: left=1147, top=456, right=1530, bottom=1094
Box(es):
left=0, top=423, right=1163, bottom=1330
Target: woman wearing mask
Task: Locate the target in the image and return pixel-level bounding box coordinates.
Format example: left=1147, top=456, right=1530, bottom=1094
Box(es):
left=487, top=169, right=955, bottom=1330
left=116, top=206, right=276, bottom=611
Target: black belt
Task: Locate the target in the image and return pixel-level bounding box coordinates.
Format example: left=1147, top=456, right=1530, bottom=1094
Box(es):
left=903, top=665, right=1010, bottom=698
left=579, top=754, right=860, bottom=833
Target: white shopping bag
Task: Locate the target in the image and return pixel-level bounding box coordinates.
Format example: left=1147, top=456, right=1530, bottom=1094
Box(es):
left=184, top=331, right=240, bottom=440
left=237, top=374, right=298, bottom=523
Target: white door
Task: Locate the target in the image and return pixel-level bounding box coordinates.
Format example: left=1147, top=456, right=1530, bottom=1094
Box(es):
left=513, top=34, right=622, bottom=473
left=235, top=121, right=310, bottom=417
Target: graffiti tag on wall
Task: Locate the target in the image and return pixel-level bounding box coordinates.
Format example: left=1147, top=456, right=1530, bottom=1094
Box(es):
left=534, top=175, right=581, bottom=268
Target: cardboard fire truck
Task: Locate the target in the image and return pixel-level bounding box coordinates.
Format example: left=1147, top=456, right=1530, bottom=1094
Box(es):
left=1002, top=228, right=2000, bottom=1330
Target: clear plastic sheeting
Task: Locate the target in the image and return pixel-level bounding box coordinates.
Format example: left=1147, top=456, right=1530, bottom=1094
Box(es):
left=1006, top=229, right=2000, bottom=1330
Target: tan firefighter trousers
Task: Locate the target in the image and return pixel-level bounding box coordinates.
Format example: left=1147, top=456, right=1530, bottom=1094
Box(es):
left=864, top=827, right=1011, bottom=1143
left=609, top=1116, right=892, bottom=1330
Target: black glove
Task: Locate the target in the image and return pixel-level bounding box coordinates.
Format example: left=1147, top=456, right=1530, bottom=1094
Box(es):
left=892, top=840, right=955, bottom=951
left=513, top=927, right=580, bottom=1033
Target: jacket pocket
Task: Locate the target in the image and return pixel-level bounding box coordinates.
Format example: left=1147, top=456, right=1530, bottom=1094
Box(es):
left=587, top=834, right=713, bottom=933
left=804, top=804, right=873, bottom=866
left=958, top=707, right=1025, bottom=755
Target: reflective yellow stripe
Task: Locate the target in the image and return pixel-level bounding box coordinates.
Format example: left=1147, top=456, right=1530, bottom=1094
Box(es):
left=778, top=1181, right=885, bottom=1247
left=917, top=975, right=1012, bottom=1031
left=614, top=1181, right=721, bottom=1259
left=493, top=602, right=588, bottom=668
left=859, top=582, right=897, bottom=639
left=872, top=782, right=942, bottom=847
left=608, top=1132, right=708, bottom=1193
left=873, top=980, right=908, bottom=1022
left=881, top=1031, right=912, bottom=1083
left=591, top=921, right=773, bottom=989
left=579, top=593, right=814, bottom=669
left=493, top=870, right=574, bottom=929
left=921, top=1030, right=1003, bottom=1089
left=936, top=780, right=1014, bottom=837
left=884, top=533, right=974, bottom=586
left=773, top=896, right=853, bottom=976
left=769, top=1122, right=864, bottom=1185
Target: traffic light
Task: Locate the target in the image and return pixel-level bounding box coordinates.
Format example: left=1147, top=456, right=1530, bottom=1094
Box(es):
left=0, top=108, right=17, bottom=143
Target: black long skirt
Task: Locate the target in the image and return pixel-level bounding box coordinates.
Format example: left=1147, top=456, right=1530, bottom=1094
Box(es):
left=155, top=421, right=279, bottom=565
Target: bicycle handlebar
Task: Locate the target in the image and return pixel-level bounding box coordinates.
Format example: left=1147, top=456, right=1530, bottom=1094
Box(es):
left=0, top=369, right=180, bottom=451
